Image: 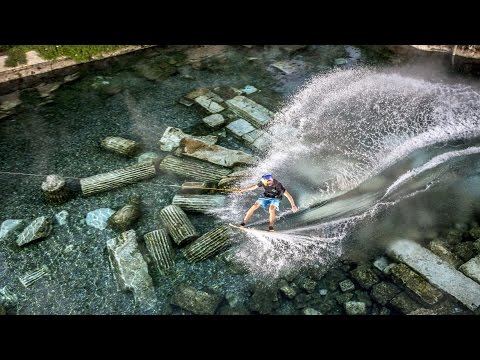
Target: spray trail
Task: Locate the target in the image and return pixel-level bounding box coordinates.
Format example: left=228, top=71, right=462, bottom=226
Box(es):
left=215, top=67, right=480, bottom=277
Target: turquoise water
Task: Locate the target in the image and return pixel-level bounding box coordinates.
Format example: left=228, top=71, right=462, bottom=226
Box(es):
left=1, top=45, right=478, bottom=314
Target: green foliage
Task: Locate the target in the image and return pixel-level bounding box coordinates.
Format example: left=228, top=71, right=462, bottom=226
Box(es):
left=0, top=45, right=15, bottom=53
left=5, top=46, right=27, bottom=67
left=2, top=45, right=128, bottom=67
left=31, top=45, right=126, bottom=62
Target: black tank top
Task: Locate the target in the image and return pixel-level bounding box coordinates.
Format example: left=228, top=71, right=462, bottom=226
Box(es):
left=257, top=179, right=286, bottom=199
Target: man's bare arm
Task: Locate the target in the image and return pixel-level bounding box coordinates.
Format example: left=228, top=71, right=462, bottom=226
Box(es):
left=239, top=184, right=259, bottom=193
left=284, top=190, right=299, bottom=212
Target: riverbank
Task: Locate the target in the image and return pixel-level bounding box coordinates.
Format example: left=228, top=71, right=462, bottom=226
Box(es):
left=0, top=46, right=154, bottom=83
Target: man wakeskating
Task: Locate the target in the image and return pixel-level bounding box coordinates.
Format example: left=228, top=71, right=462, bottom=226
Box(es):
left=238, top=174, right=298, bottom=231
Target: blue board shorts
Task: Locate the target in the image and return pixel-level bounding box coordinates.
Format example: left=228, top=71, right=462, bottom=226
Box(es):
left=257, top=197, right=280, bottom=210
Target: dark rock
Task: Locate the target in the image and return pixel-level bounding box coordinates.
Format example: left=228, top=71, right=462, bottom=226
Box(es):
left=445, top=229, right=464, bottom=245
left=354, top=290, right=373, bottom=307
left=350, top=264, right=380, bottom=290
left=339, top=279, right=355, bottom=292
left=389, top=292, right=422, bottom=314
left=453, top=241, right=477, bottom=262
left=345, top=301, right=367, bottom=315
left=469, top=226, right=480, bottom=240
left=334, top=291, right=354, bottom=304
left=370, top=282, right=401, bottom=306
left=171, top=283, right=222, bottom=315
left=248, top=283, right=278, bottom=314
left=293, top=293, right=313, bottom=309
left=389, top=263, right=443, bottom=306
left=218, top=304, right=250, bottom=315
left=0, top=304, right=6, bottom=315
left=278, top=279, right=298, bottom=299
left=321, top=268, right=348, bottom=291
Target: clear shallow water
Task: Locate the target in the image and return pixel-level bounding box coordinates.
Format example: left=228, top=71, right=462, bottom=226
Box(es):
left=1, top=45, right=479, bottom=314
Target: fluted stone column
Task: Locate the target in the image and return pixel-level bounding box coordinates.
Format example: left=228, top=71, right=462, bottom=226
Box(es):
left=159, top=205, right=198, bottom=246
left=183, top=224, right=231, bottom=262
left=101, top=136, right=139, bottom=157
left=80, top=163, right=156, bottom=196
left=172, top=194, right=226, bottom=213
left=144, top=229, right=175, bottom=274
left=158, top=155, right=231, bottom=182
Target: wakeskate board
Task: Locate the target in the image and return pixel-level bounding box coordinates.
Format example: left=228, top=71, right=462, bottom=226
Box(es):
left=228, top=223, right=276, bottom=233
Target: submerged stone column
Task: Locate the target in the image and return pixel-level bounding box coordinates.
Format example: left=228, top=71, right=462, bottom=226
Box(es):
left=183, top=224, right=231, bottom=262
left=41, top=174, right=71, bottom=204
left=80, top=163, right=156, bottom=196
left=158, top=155, right=231, bottom=182
left=172, top=194, right=226, bottom=213
left=159, top=205, right=198, bottom=246
left=144, top=229, right=175, bottom=274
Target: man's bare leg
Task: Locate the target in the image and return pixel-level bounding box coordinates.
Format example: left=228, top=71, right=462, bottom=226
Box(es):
left=268, top=205, right=276, bottom=229
left=242, top=202, right=261, bottom=224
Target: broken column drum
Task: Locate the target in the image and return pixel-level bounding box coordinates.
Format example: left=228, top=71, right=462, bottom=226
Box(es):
left=41, top=174, right=71, bottom=204
left=144, top=229, right=175, bottom=274
left=172, top=194, right=226, bottom=213
left=80, top=163, right=156, bottom=196
left=158, top=155, right=231, bottom=182
left=159, top=205, right=198, bottom=246
left=183, top=224, right=231, bottom=262
left=101, top=136, right=139, bottom=157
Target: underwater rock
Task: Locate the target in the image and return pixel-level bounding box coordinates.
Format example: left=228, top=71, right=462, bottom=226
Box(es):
left=16, top=216, right=52, bottom=246
left=183, top=224, right=231, bottom=262
left=159, top=204, right=198, bottom=246
left=137, top=152, right=161, bottom=166
left=225, top=118, right=256, bottom=139
left=350, top=265, right=380, bottom=290
left=428, top=240, right=462, bottom=267
left=180, top=137, right=258, bottom=168
left=194, top=95, right=224, bottom=113
left=302, top=307, right=322, bottom=315
left=389, top=292, right=422, bottom=314
left=202, top=113, right=225, bottom=128
left=387, top=239, right=480, bottom=311
left=54, top=210, right=69, bottom=226
left=158, top=127, right=217, bottom=152
left=171, top=283, right=222, bottom=315
left=459, top=256, right=480, bottom=284
left=144, top=229, right=175, bottom=274
left=389, top=263, right=443, bottom=306
left=86, top=208, right=115, bottom=230
left=345, top=301, right=367, bottom=315
left=108, top=194, right=141, bottom=232
left=370, top=282, right=401, bottom=306
left=225, top=96, right=274, bottom=128
left=36, top=82, right=62, bottom=98
left=107, top=230, right=156, bottom=310
left=339, top=279, right=355, bottom=293
left=179, top=181, right=211, bottom=195
left=80, top=162, right=156, bottom=196
left=453, top=241, right=476, bottom=262
left=0, top=219, right=24, bottom=241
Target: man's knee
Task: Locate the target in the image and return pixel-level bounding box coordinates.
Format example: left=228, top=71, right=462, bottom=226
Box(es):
left=253, top=202, right=261, bottom=209
left=269, top=205, right=277, bottom=211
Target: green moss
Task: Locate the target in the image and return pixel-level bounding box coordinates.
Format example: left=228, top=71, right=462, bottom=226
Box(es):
left=3, top=45, right=129, bottom=67
left=31, top=45, right=126, bottom=62
left=5, top=46, right=27, bottom=67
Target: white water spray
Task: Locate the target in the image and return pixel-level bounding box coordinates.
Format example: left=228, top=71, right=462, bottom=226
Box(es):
left=215, top=67, right=480, bottom=277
